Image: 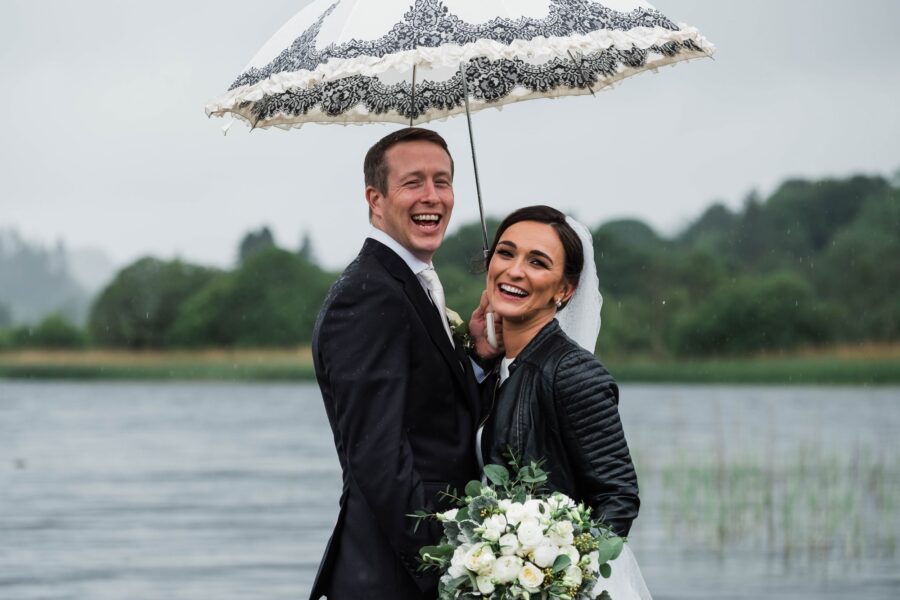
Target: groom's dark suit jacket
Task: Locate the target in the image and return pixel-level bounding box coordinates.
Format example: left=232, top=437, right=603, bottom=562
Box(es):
left=310, top=238, right=480, bottom=600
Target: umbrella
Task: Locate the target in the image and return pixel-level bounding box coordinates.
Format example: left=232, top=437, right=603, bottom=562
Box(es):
left=206, top=0, right=714, bottom=249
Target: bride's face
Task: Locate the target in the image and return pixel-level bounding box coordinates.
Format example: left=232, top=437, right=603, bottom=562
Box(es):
left=487, top=220, right=573, bottom=324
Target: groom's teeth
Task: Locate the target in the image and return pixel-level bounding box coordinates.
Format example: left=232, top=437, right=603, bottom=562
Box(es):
left=412, top=214, right=440, bottom=222
left=500, top=284, right=528, bottom=297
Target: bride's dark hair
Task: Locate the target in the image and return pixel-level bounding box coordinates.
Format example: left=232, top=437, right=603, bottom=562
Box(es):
left=486, top=205, right=584, bottom=308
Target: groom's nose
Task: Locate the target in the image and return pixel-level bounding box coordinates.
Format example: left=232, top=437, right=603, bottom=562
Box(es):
left=420, top=178, right=440, bottom=202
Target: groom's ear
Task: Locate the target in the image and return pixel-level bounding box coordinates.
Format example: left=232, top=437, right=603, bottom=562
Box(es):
left=365, top=186, right=382, bottom=222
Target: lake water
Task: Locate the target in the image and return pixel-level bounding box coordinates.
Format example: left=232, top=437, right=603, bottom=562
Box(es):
left=1, top=381, right=898, bottom=600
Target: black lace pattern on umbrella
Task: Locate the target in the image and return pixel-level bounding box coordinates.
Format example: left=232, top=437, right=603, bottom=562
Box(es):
left=241, top=40, right=703, bottom=123
left=229, top=0, right=682, bottom=91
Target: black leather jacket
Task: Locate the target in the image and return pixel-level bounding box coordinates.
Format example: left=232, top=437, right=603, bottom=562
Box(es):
left=481, top=319, right=640, bottom=536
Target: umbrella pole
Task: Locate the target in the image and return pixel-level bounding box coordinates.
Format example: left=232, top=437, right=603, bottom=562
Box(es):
left=459, top=62, right=490, bottom=257
left=409, top=65, right=417, bottom=126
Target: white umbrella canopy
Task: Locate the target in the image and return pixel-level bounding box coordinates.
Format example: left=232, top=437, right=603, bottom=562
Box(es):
left=206, top=0, right=714, bottom=129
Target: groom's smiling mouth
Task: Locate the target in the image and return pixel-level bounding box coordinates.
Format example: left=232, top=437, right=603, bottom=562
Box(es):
left=411, top=213, right=442, bottom=231
left=498, top=283, right=529, bottom=300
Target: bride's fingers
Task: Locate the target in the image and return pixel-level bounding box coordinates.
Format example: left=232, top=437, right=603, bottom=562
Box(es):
left=478, top=290, right=491, bottom=313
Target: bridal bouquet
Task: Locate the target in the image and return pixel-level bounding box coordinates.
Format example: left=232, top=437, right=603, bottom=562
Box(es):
left=413, top=460, right=624, bottom=600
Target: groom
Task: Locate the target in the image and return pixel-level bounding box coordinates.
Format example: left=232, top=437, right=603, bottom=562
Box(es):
left=310, top=128, right=492, bottom=600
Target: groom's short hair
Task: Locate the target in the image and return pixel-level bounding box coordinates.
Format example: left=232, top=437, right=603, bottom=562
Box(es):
left=364, top=127, right=455, bottom=197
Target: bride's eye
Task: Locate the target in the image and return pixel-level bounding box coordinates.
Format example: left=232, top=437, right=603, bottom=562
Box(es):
left=496, top=249, right=514, bottom=258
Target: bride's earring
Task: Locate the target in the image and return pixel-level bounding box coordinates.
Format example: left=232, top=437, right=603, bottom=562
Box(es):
left=555, top=298, right=562, bottom=309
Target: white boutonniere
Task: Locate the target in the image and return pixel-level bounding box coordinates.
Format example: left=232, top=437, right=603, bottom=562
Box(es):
left=445, top=307, right=471, bottom=348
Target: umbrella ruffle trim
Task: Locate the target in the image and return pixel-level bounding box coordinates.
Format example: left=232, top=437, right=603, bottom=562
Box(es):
left=210, top=43, right=710, bottom=130
left=206, top=25, right=714, bottom=120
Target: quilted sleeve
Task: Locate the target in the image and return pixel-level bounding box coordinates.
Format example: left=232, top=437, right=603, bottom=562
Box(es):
left=554, top=349, right=640, bottom=536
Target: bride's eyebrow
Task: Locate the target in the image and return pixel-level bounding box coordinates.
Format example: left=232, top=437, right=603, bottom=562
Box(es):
left=528, top=249, right=553, bottom=263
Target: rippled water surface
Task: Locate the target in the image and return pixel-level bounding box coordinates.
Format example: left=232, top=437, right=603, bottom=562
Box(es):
left=1, top=381, right=898, bottom=599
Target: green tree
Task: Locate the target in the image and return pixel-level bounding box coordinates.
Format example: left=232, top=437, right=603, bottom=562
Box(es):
left=12, top=313, right=87, bottom=349
left=816, top=190, right=900, bottom=341
left=89, top=258, right=218, bottom=348
left=671, top=272, right=834, bottom=356
left=238, top=226, right=276, bottom=263
left=297, top=231, right=316, bottom=263
left=168, top=248, right=334, bottom=347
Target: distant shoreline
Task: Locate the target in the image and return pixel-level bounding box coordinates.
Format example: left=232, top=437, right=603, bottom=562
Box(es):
left=1, top=346, right=898, bottom=385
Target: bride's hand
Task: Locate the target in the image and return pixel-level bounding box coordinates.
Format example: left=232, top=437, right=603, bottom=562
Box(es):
left=469, top=291, right=503, bottom=360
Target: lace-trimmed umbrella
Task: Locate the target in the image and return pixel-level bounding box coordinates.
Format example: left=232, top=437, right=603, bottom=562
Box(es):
left=206, top=0, right=713, bottom=249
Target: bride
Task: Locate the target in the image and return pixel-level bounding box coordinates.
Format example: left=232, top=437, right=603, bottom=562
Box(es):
left=476, top=205, right=652, bottom=599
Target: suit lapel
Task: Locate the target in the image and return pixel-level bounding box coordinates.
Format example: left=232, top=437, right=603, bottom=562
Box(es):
left=368, top=240, right=469, bottom=395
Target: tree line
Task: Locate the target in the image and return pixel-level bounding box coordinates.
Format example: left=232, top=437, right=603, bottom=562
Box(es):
left=2, top=173, right=897, bottom=358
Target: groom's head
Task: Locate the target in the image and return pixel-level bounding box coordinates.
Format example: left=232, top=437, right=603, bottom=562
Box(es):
left=364, top=128, right=455, bottom=263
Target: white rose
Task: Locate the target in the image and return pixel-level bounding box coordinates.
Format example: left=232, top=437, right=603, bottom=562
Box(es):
left=547, top=493, right=576, bottom=511
left=498, top=533, right=520, bottom=556
left=523, top=498, right=544, bottom=520
left=516, top=518, right=545, bottom=549
left=448, top=562, right=466, bottom=578
left=491, top=555, right=523, bottom=583
left=562, top=564, right=583, bottom=588
left=546, top=520, right=575, bottom=546
left=480, top=514, right=508, bottom=542
left=465, top=543, right=497, bottom=575
left=437, top=508, right=458, bottom=522
left=561, top=545, right=580, bottom=565
left=504, top=502, right=527, bottom=526
left=476, top=574, right=495, bottom=595
left=518, top=561, right=545, bottom=591
left=449, top=543, right=471, bottom=577
left=532, top=541, right=560, bottom=568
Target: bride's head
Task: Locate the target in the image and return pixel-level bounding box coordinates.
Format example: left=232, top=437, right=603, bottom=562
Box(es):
left=485, top=205, right=583, bottom=325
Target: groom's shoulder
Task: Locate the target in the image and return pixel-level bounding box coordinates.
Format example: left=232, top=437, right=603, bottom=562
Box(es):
left=323, top=244, right=401, bottom=306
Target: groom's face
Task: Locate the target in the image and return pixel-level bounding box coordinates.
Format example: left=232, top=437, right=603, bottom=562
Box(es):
left=367, top=140, right=454, bottom=263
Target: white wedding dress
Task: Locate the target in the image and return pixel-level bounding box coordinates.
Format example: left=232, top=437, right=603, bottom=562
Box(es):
left=590, top=545, right=653, bottom=599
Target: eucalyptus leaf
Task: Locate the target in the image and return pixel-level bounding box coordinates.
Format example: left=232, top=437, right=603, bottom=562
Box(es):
left=599, top=563, right=612, bottom=579
left=419, top=544, right=455, bottom=559
left=595, top=537, right=617, bottom=563
left=419, top=545, right=441, bottom=558
left=608, top=537, right=624, bottom=561
left=446, top=575, right=469, bottom=592
left=551, top=554, right=572, bottom=573
left=465, top=480, right=483, bottom=497
left=483, top=464, right=510, bottom=486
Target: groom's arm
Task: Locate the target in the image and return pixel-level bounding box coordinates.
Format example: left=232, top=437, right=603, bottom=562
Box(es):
left=317, top=278, right=437, bottom=590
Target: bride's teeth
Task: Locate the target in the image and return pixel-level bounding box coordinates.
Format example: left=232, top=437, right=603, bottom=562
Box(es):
left=500, top=284, right=527, bottom=297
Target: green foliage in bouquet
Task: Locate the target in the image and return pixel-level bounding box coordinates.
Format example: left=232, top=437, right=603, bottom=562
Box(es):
left=412, top=458, right=625, bottom=600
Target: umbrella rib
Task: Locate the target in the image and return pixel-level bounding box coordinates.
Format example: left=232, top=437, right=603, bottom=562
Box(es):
left=568, top=50, right=596, bottom=97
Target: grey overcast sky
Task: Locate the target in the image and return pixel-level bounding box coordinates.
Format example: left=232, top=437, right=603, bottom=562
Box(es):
left=2, top=0, right=899, bottom=270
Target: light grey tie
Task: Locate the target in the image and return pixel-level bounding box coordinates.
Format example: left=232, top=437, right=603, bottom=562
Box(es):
left=418, top=267, right=454, bottom=346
